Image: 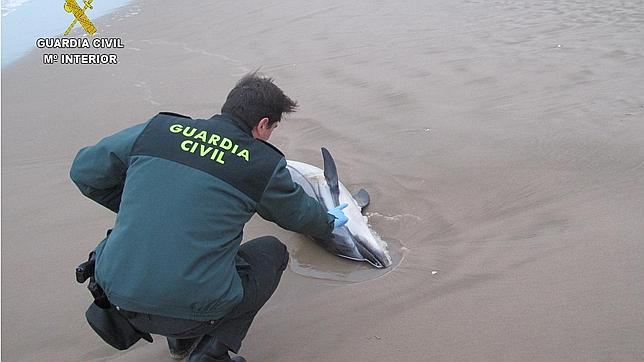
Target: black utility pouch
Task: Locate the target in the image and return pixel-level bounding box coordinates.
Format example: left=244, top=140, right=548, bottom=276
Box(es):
left=85, top=304, right=153, bottom=350
left=79, top=229, right=153, bottom=350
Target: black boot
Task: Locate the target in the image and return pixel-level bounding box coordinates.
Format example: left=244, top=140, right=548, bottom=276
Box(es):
left=188, top=336, right=246, bottom=362
left=168, top=336, right=202, bottom=360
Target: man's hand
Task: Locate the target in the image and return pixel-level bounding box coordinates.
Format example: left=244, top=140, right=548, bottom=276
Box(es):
left=328, top=203, right=349, bottom=229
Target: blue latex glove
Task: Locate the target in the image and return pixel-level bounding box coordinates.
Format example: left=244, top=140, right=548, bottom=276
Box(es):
left=328, top=203, right=349, bottom=229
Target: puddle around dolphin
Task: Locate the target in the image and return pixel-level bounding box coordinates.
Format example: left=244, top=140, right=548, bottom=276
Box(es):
left=288, top=234, right=406, bottom=283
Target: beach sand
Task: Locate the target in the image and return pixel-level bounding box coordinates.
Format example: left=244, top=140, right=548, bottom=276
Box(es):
left=2, top=0, right=644, bottom=360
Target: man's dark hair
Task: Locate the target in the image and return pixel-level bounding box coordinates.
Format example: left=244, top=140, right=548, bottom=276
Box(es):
left=221, top=72, right=298, bottom=129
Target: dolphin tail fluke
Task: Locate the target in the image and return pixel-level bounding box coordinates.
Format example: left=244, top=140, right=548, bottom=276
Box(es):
left=321, top=147, right=340, bottom=206
left=353, top=189, right=370, bottom=209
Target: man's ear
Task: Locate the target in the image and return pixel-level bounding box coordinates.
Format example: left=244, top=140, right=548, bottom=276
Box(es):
left=252, top=117, right=271, bottom=139
left=258, top=117, right=270, bottom=130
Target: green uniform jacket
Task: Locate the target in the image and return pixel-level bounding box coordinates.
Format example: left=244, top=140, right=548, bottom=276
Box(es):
left=70, top=112, right=334, bottom=321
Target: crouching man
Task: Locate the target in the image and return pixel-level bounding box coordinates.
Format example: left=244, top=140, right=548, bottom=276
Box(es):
left=71, top=72, right=348, bottom=361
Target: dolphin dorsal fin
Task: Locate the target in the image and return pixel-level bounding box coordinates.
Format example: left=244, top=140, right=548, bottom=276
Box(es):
left=321, top=147, right=340, bottom=206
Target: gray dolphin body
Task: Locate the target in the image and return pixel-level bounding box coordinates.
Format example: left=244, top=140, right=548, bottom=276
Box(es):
left=286, top=148, right=392, bottom=268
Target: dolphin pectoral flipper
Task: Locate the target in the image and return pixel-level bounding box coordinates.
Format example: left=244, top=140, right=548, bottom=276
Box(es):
left=353, top=189, right=370, bottom=209
left=321, top=147, right=340, bottom=206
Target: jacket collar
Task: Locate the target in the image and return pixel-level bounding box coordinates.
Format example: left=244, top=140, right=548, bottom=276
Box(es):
left=211, top=113, right=254, bottom=136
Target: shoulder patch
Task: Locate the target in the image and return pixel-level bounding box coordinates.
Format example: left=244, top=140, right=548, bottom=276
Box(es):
left=159, top=112, right=192, bottom=119
left=258, top=140, right=285, bottom=157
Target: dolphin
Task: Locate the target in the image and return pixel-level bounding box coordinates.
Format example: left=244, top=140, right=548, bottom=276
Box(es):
left=286, top=148, right=392, bottom=268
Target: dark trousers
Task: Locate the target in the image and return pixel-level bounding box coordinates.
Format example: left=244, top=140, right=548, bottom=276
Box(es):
left=121, top=236, right=289, bottom=356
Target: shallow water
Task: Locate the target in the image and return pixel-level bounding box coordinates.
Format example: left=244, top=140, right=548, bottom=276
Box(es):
left=289, top=230, right=407, bottom=283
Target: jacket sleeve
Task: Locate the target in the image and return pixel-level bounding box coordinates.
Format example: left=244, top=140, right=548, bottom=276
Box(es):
left=69, top=122, right=147, bottom=213
left=256, top=158, right=334, bottom=239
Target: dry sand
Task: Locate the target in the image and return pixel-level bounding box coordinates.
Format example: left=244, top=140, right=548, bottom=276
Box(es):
left=2, top=0, right=644, bottom=361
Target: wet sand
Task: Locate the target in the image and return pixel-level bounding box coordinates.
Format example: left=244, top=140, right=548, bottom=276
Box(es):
left=2, top=0, right=644, bottom=361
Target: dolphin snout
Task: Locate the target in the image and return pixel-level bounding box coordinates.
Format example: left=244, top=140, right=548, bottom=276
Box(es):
left=354, top=234, right=391, bottom=269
